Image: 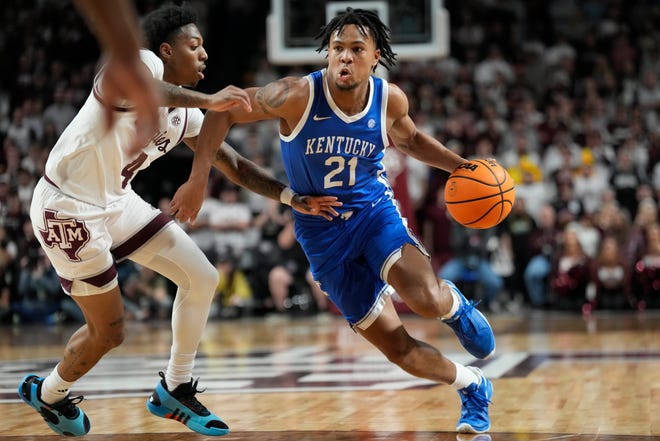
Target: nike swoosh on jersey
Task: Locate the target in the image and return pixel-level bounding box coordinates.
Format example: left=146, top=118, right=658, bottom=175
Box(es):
left=313, top=114, right=332, bottom=121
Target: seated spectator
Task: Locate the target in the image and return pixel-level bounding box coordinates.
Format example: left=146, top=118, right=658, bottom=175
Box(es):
left=211, top=246, right=253, bottom=319
left=13, top=250, right=83, bottom=324
left=549, top=228, right=592, bottom=311
left=633, top=222, right=660, bottom=310
left=267, top=213, right=328, bottom=315
left=187, top=182, right=255, bottom=256
left=542, top=131, right=582, bottom=178
left=626, top=197, right=658, bottom=262
left=552, top=174, right=585, bottom=229
left=565, top=212, right=601, bottom=258
left=119, top=261, right=173, bottom=321
left=573, top=149, right=610, bottom=215
left=610, top=147, right=644, bottom=219
left=593, top=198, right=631, bottom=246
left=586, top=235, right=633, bottom=312
left=513, top=168, right=551, bottom=223
left=524, top=204, right=561, bottom=308
left=438, top=220, right=503, bottom=311
left=500, top=197, right=536, bottom=304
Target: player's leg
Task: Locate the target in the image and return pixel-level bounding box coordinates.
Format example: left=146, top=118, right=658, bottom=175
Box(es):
left=19, top=285, right=124, bottom=437
left=128, top=223, right=228, bottom=436
left=388, top=244, right=495, bottom=359
left=20, top=179, right=124, bottom=436
left=362, top=204, right=495, bottom=359
left=356, top=296, right=492, bottom=433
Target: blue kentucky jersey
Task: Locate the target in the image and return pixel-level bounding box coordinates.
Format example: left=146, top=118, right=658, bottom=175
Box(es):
left=281, top=69, right=393, bottom=225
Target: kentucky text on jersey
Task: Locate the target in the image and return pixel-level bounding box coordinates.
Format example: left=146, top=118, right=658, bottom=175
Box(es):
left=304, top=136, right=378, bottom=157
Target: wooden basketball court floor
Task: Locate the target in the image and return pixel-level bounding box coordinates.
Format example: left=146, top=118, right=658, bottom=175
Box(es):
left=1, top=309, right=658, bottom=441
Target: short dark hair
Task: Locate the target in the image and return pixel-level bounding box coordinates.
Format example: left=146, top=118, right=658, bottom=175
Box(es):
left=315, top=7, right=397, bottom=71
left=142, top=3, right=198, bottom=54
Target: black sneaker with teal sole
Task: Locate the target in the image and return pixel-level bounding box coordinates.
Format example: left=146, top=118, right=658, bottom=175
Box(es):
left=456, top=367, right=493, bottom=433
left=147, top=371, right=229, bottom=436
left=441, top=279, right=496, bottom=359
left=18, top=374, right=90, bottom=436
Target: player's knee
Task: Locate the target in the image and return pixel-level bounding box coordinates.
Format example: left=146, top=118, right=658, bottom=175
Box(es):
left=408, top=281, right=445, bottom=318
left=105, top=329, right=126, bottom=349
left=192, top=261, right=220, bottom=296
left=381, top=341, right=415, bottom=368
left=91, top=323, right=125, bottom=351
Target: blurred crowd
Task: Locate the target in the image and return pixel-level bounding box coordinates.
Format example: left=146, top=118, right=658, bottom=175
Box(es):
left=0, top=0, right=658, bottom=325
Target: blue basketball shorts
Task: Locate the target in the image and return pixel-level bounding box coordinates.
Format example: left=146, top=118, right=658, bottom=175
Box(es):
left=295, top=201, right=427, bottom=329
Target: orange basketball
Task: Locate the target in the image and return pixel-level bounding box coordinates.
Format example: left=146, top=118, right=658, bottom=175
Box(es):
left=444, top=159, right=516, bottom=229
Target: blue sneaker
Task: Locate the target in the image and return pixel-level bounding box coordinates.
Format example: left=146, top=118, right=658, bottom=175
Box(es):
left=441, top=279, right=496, bottom=359
left=456, top=367, right=493, bottom=433
left=18, top=374, right=90, bottom=436
left=147, top=372, right=229, bottom=436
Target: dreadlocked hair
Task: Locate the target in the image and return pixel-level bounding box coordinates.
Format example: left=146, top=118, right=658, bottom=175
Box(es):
left=315, top=7, right=397, bottom=71
left=142, top=2, right=197, bottom=54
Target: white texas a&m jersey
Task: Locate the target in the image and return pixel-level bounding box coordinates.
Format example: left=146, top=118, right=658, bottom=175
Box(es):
left=43, top=49, right=203, bottom=207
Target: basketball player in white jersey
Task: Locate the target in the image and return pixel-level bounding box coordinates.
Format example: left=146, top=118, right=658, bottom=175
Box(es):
left=73, top=0, right=160, bottom=153
left=18, top=4, right=340, bottom=437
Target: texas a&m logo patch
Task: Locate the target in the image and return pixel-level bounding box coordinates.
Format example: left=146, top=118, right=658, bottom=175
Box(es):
left=37, top=209, right=90, bottom=261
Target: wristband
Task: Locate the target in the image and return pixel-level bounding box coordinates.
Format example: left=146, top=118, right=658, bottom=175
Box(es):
left=280, top=186, right=296, bottom=205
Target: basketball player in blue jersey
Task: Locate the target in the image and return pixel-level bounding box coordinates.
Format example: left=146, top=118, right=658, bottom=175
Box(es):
left=192, top=7, right=494, bottom=433
left=17, top=4, right=340, bottom=438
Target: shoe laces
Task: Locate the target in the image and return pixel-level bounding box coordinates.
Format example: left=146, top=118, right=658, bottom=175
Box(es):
left=49, top=395, right=84, bottom=419
left=460, top=382, right=490, bottom=413
left=463, top=299, right=481, bottom=315
left=170, top=378, right=211, bottom=416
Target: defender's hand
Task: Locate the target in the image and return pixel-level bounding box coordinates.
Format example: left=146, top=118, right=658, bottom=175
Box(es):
left=170, top=180, right=205, bottom=224
left=291, top=195, right=342, bottom=221
left=207, top=86, right=252, bottom=113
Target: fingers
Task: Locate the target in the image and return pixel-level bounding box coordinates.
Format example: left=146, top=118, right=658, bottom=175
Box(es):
left=225, top=85, right=251, bottom=112
left=323, top=206, right=339, bottom=217
left=213, top=86, right=252, bottom=112
left=169, top=199, right=194, bottom=224
left=172, top=208, right=197, bottom=224
left=316, top=196, right=343, bottom=207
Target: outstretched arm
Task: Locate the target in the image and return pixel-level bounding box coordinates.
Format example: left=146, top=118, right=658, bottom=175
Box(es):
left=170, top=78, right=332, bottom=224
left=158, top=83, right=252, bottom=114
left=173, top=136, right=341, bottom=223
left=161, top=85, right=252, bottom=224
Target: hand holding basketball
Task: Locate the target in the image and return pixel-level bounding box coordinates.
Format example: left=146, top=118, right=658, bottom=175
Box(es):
left=444, top=159, right=515, bottom=229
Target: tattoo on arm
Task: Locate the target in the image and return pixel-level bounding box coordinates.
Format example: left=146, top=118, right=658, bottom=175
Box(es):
left=255, top=79, right=290, bottom=115
left=160, top=82, right=201, bottom=108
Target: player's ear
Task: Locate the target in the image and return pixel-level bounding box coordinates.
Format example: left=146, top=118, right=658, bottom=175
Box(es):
left=372, top=49, right=380, bottom=71
left=159, top=42, right=173, bottom=60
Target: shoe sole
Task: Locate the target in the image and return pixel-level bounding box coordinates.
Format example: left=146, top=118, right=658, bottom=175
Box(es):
left=147, top=398, right=230, bottom=436
left=456, top=422, right=491, bottom=433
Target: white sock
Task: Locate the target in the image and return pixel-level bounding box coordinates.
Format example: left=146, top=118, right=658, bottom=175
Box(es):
left=441, top=283, right=461, bottom=319
left=449, top=360, right=479, bottom=389
left=40, top=364, right=75, bottom=404
left=165, top=349, right=196, bottom=391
